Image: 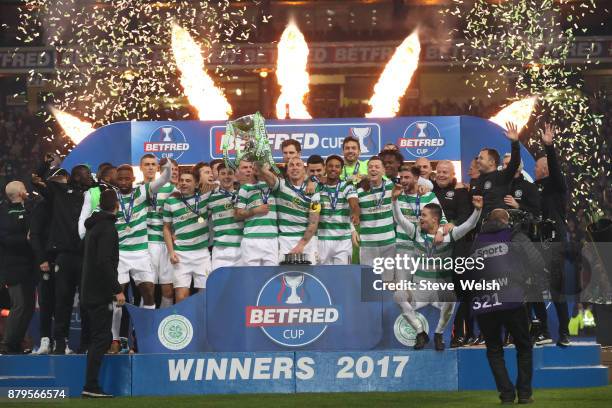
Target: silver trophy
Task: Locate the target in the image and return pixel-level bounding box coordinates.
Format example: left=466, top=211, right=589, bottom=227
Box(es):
left=161, top=127, right=173, bottom=142
left=222, top=112, right=280, bottom=174
left=283, top=274, right=305, bottom=304
left=416, top=122, right=428, bottom=138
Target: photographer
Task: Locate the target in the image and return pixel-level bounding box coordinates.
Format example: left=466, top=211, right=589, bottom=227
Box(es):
left=469, top=208, right=544, bottom=404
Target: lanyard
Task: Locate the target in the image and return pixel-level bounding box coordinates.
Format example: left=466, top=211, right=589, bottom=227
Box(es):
left=181, top=193, right=201, bottom=217
left=342, top=161, right=360, bottom=180
left=260, top=186, right=272, bottom=204
left=219, top=188, right=237, bottom=204
left=327, top=182, right=342, bottom=210
left=374, top=180, right=387, bottom=208
left=288, top=181, right=311, bottom=203
left=117, top=190, right=136, bottom=225
left=414, top=194, right=421, bottom=218
left=421, top=233, right=436, bottom=257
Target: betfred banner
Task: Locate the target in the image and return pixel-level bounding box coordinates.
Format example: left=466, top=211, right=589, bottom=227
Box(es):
left=128, top=116, right=460, bottom=164
left=206, top=265, right=382, bottom=351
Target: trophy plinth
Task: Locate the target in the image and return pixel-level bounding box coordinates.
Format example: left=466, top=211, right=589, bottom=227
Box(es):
left=279, top=253, right=312, bottom=265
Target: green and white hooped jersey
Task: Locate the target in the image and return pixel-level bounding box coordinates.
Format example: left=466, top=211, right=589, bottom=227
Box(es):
left=163, top=193, right=210, bottom=251
left=274, top=178, right=320, bottom=238
left=116, top=184, right=149, bottom=252
left=146, top=182, right=177, bottom=244
left=318, top=181, right=357, bottom=241
left=357, top=181, right=396, bottom=247
left=396, top=192, right=446, bottom=250
left=205, top=187, right=244, bottom=247
left=408, top=227, right=456, bottom=281
left=236, top=181, right=278, bottom=239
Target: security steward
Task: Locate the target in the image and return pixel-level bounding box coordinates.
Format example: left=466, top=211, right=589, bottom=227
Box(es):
left=80, top=189, right=125, bottom=398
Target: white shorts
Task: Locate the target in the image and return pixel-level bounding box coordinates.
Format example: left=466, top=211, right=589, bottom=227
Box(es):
left=278, top=236, right=318, bottom=265
left=318, top=239, right=352, bottom=265
left=149, top=242, right=172, bottom=285
left=118, top=250, right=154, bottom=285
left=240, top=237, right=279, bottom=266
left=171, top=249, right=211, bottom=289
left=360, top=244, right=396, bottom=282
left=212, top=246, right=241, bottom=271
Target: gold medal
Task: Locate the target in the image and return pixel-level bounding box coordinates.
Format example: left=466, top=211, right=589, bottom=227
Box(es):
left=197, top=216, right=204, bottom=224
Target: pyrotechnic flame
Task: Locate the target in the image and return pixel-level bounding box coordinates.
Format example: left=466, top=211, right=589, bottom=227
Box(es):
left=171, top=22, right=232, bottom=121
left=275, top=21, right=311, bottom=119
left=49, top=106, right=95, bottom=145
left=366, top=30, right=421, bottom=118
left=489, top=96, right=538, bottom=132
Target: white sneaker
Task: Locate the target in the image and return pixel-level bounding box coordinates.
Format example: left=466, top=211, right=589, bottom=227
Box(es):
left=65, top=343, right=74, bottom=355
left=36, top=337, right=52, bottom=355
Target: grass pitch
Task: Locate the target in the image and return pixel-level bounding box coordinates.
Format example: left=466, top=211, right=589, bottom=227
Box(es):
left=2, top=385, right=612, bottom=408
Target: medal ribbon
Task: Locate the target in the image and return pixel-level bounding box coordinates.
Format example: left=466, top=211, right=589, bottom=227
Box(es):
left=219, top=188, right=238, bottom=205
left=375, top=180, right=387, bottom=208
left=260, top=186, right=272, bottom=204
left=117, top=190, right=136, bottom=225
left=327, top=182, right=342, bottom=210
left=181, top=192, right=201, bottom=217
left=287, top=181, right=311, bottom=203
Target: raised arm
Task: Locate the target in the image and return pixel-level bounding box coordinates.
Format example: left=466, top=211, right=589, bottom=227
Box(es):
left=149, top=159, right=172, bottom=195
left=499, top=122, right=521, bottom=183
left=78, top=190, right=93, bottom=239
left=450, top=196, right=483, bottom=241
left=256, top=163, right=278, bottom=189
left=542, top=123, right=566, bottom=194
left=392, top=187, right=417, bottom=239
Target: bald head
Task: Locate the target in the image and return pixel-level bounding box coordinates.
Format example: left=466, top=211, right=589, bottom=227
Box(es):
left=435, top=160, right=455, bottom=188
left=489, top=208, right=510, bottom=225
left=286, top=157, right=306, bottom=183
left=535, top=157, right=549, bottom=180
left=5, top=181, right=27, bottom=203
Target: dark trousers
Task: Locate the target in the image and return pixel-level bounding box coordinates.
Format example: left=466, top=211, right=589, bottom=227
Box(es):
left=2, top=281, right=35, bottom=351
left=453, top=301, right=474, bottom=338
left=83, top=302, right=112, bottom=391
left=53, top=253, right=90, bottom=349
left=37, top=269, right=55, bottom=339
left=529, top=300, right=569, bottom=338
left=477, top=306, right=533, bottom=402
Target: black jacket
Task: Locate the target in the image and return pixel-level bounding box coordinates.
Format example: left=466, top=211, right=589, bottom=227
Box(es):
left=536, top=144, right=567, bottom=236
left=509, top=175, right=541, bottom=218
left=480, top=220, right=545, bottom=279
left=0, top=201, right=34, bottom=285
left=80, top=211, right=121, bottom=306
left=29, top=198, right=53, bottom=267
left=33, top=179, right=87, bottom=254
left=471, top=141, right=520, bottom=217
left=433, top=181, right=473, bottom=225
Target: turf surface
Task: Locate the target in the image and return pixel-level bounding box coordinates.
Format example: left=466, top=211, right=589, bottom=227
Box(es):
left=2, top=386, right=611, bottom=408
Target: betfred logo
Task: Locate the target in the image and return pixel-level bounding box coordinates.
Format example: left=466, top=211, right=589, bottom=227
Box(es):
left=144, top=125, right=190, bottom=160
left=399, top=121, right=445, bottom=158
left=246, top=272, right=339, bottom=347
left=210, top=123, right=381, bottom=159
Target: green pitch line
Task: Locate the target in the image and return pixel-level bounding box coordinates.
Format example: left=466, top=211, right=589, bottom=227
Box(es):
left=3, top=386, right=612, bottom=408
